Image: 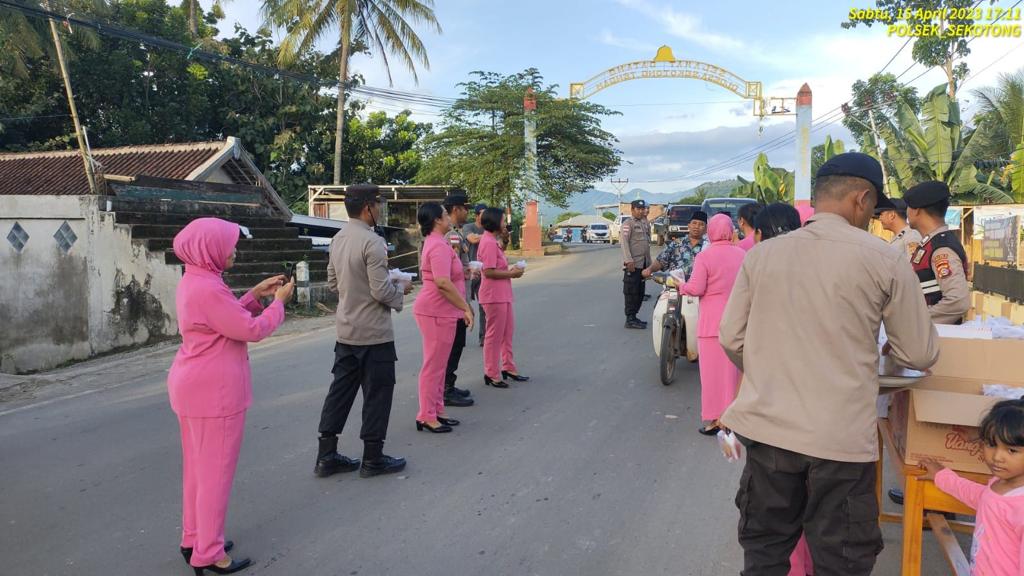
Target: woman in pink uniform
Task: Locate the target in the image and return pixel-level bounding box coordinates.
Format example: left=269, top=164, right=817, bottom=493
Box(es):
left=413, top=202, right=475, bottom=433
left=478, top=207, right=529, bottom=388
left=168, top=218, right=293, bottom=575
left=678, top=213, right=745, bottom=436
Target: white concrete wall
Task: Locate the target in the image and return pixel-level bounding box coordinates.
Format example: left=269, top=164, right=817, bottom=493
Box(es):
left=0, top=196, right=182, bottom=373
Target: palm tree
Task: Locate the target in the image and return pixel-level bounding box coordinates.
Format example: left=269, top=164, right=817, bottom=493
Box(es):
left=263, top=0, right=441, bottom=185
left=1, top=0, right=104, bottom=77
left=971, top=70, right=1024, bottom=200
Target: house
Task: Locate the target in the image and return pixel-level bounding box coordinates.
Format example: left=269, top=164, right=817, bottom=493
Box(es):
left=0, top=138, right=326, bottom=374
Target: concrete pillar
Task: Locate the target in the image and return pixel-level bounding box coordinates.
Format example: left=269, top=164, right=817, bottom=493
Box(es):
left=296, top=260, right=310, bottom=310
left=521, top=200, right=543, bottom=257
left=795, top=83, right=812, bottom=209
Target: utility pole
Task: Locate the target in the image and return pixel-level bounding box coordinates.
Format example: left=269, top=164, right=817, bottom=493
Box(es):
left=610, top=178, right=629, bottom=212
left=46, top=2, right=96, bottom=194
left=794, top=84, right=812, bottom=209
left=867, top=109, right=891, bottom=197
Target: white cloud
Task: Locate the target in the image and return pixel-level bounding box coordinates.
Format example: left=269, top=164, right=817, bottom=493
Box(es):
left=599, top=29, right=659, bottom=53
left=615, top=0, right=745, bottom=53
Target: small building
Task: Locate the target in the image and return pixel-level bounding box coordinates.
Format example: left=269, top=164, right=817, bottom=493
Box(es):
left=0, top=138, right=320, bottom=374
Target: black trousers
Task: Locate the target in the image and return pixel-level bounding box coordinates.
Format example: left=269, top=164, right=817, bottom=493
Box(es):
left=471, top=277, right=487, bottom=341
left=622, top=268, right=644, bottom=317
left=444, top=319, right=467, bottom=390
left=735, top=438, right=882, bottom=576
left=318, top=341, right=397, bottom=450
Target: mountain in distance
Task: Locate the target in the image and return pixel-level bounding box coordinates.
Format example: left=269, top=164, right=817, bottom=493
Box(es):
left=538, top=179, right=741, bottom=222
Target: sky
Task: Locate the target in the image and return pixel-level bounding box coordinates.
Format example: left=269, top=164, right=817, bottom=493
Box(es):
left=215, top=0, right=1024, bottom=195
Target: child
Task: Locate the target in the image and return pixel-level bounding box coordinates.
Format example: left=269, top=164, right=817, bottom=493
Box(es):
left=920, top=399, right=1024, bottom=575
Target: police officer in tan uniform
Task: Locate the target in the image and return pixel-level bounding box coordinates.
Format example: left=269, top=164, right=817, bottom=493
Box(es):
left=876, top=198, right=923, bottom=259
left=905, top=181, right=971, bottom=325
left=620, top=199, right=652, bottom=329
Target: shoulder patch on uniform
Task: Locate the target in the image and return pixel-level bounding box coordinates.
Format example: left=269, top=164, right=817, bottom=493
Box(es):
left=912, top=248, right=925, bottom=265
left=933, top=253, right=952, bottom=278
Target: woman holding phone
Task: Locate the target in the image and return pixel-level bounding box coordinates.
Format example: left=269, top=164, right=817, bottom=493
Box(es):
left=168, top=218, right=294, bottom=575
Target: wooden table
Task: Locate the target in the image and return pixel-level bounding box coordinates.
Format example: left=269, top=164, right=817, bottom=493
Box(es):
left=876, top=418, right=989, bottom=575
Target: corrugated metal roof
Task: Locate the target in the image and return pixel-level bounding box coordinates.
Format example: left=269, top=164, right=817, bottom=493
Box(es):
left=0, top=141, right=228, bottom=196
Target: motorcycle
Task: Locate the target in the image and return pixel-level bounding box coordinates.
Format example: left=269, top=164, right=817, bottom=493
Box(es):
left=650, top=270, right=699, bottom=385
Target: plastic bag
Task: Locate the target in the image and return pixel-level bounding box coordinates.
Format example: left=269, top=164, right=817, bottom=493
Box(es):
left=983, top=384, right=1024, bottom=400
left=388, top=268, right=416, bottom=284
left=717, top=430, right=743, bottom=463
left=514, top=260, right=527, bottom=269
left=468, top=260, right=483, bottom=271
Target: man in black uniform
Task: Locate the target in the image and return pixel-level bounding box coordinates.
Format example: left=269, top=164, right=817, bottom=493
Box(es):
left=620, top=199, right=652, bottom=329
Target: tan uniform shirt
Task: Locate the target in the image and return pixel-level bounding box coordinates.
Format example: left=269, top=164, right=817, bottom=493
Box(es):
left=920, top=226, right=971, bottom=325
left=620, top=217, right=652, bottom=268
left=719, top=212, right=939, bottom=462
left=326, top=219, right=405, bottom=345
left=890, top=225, right=923, bottom=260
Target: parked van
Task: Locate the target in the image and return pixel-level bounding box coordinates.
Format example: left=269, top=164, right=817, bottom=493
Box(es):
left=586, top=223, right=611, bottom=243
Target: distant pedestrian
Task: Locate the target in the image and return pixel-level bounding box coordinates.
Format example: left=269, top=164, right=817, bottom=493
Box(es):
left=413, top=202, right=474, bottom=433
left=736, top=202, right=763, bottom=251
left=168, top=217, right=294, bottom=574
left=315, top=184, right=411, bottom=480
left=478, top=207, right=530, bottom=388
left=677, top=214, right=745, bottom=436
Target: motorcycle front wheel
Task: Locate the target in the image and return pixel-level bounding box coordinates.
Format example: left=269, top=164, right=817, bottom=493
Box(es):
left=659, top=321, right=677, bottom=385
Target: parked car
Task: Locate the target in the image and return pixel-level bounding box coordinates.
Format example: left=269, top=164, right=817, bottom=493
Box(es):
left=665, top=204, right=701, bottom=239
left=700, top=197, right=759, bottom=228
left=586, top=223, right=611, bottom=243
left=610, top=214, right=626, bottom=242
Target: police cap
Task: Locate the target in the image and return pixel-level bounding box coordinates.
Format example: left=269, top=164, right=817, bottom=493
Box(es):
left=691, top=210, right=708, bottom=223
left=631, top=199, right=649, bottom=209
left=346, top=183, right=382, bottom=203
left=815, top=152, right=894, bottom=210
left=875, top=197, right=907, bottom=217
left=903, top=180, right=950, bottom=209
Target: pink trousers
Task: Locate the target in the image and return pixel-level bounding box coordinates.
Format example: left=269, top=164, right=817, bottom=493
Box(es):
left=414, top=315, right=457, bottom=422
left=696, top=336, right=740, bottom=421
left=482, top=302, right=517, bottom=379
left=789, top=534, right=814, bottom=575
left=178, top=412, right=245, bottom=567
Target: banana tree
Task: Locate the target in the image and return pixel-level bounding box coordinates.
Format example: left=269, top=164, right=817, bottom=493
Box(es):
left=877, top=83, right=1013, bottom=203
left=734, top=152, right=794, bottom=203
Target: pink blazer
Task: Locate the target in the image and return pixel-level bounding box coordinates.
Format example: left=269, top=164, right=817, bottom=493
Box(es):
left=167, top=219, right=285, bottom=418
left=680, top=215, right=746, bottom=338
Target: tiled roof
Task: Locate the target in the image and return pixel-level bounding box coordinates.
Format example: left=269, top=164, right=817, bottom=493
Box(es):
left=0, top=141, right=228, bottom=196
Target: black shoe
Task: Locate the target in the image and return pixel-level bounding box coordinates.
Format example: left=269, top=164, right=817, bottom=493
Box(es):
left=360, top=455, right=407, bottom=478
left=444, top=390, right=475, bottom=407
left=416, top=420, right=453, bottom=433
left=451, top=386, right=472, bottom=398
left=314, top=436, right=360, bottom=478
left=624, top=318, right=646, bottom=329
left=192, top=557, right=251, bottom=575
left=484, top=375, right=509, bottom=388
left=502, top=371, right=530, bottom=382
left=698, top=425, right=721, bottom=436
left=181, top=541, right=233, bottom=564
left=888, top=488, right=904, bottom=506
left=437, top=416, right=460, bottom=426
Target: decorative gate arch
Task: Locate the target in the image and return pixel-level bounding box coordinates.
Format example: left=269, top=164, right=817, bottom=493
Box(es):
left=570, top=45, right=788, bottom=118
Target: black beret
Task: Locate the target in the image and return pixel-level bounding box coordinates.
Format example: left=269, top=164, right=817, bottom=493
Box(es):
left=443, top=192, right=470, bottom=207
left=631, top=199, right=649, bottom=209
left=816, top=152, right=894, bottom=210
left=346, top=183, right=381, bottom=203
left=875, top=198, right=907, bottom=216
left=691, top=211, right=708, bottom=223
left=472, top=203, right=487, bottom=214
left=904, top=180, right=950, bottom=208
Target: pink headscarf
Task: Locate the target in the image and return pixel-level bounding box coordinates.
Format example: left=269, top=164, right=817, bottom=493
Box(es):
left=797, top=205, right=815, bottom=226
left=707, top=213, right=735, bottom=243
left=172, top=218, right=240, bottom=274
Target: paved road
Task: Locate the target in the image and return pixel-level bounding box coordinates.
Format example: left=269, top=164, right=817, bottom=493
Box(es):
left=1, top=244, right=952, bottom=575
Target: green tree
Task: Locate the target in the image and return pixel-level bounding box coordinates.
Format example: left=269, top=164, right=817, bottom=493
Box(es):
left=555, top=211, right=582, bottom=224
left=811, top=135, right=847, bottom=178
left=417, top=69, right=621, bottom=210
left=0, top=0, right=105, bottom=78
left=342, top=109, right=431, bottom=185
left=970, top=69, right=1024, bottom=201
left=876, top=83, right=1012, bottom=202
left=842, top=73, right=920, bottom=149
left=732, top=153, right=794, bottom=203
left=263, top=0, right=441, bottom=184
left=843, top=0, right=976, bottom=99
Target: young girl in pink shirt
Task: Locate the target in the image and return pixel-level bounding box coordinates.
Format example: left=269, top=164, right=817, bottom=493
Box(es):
left=921, top=399, right=1024, bottom=576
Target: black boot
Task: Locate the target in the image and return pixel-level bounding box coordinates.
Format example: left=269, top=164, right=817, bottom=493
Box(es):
left=624, top=315, right=646, bottom=329
left=314, top=435, right=360, bottom=478
left=444, top=388, right=474, bottom=407
left=360, top=441, right=406, bottom=478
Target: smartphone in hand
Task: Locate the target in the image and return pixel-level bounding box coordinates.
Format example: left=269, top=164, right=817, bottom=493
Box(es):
left=284, top=262, right=296, bottom=283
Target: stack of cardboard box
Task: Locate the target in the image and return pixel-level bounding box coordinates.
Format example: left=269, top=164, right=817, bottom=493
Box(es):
left=888, top=327, right=1024, bottom=474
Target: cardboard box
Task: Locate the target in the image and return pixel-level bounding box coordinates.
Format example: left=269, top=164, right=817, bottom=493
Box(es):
left=888, top=335, right=1024, bottom=474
